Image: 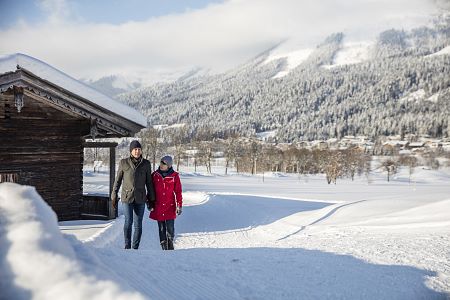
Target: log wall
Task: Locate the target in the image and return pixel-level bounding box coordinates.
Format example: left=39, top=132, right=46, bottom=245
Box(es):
left=0, top=92, right=90, bottom=220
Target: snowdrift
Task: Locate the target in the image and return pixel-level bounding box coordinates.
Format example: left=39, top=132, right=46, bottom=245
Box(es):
left=0, top=183, right=143, bottom=300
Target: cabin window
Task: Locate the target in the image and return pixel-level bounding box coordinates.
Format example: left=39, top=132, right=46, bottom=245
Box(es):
left=0, top=173, right=19, bottom=183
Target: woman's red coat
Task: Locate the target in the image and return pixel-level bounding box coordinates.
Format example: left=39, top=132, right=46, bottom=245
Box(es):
left=149, top=170, right=182, bottom=221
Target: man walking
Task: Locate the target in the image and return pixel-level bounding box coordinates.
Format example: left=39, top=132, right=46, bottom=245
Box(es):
left=111, top=140, right=155, bottom=249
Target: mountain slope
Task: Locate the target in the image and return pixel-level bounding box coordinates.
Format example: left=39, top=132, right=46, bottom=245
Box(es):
left=119, top=15, right=450, bottom=141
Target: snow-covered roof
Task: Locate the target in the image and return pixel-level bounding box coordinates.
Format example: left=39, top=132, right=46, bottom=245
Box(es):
left=256, top=130, right=277, bottom=140
left=0, top=53, right=147, bottom=127
left=409, top=142, right=425, bottom=147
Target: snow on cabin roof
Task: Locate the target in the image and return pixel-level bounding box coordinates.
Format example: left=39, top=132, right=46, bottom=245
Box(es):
left=0, top=53, right=147, bottom=127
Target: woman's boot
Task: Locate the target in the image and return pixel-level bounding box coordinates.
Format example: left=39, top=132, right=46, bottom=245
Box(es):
left=160, top=240, right=168, bottom=250
left=167, top=238, right=174, bottom=250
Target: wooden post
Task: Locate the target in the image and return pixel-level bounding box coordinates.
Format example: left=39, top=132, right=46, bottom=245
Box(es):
left=109, top=145, right=117, bottom=218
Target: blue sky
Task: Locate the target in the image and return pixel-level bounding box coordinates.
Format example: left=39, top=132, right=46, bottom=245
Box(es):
left=0, top=0, right=224, bottom=28
left=0, top=0, right=441, bottom=83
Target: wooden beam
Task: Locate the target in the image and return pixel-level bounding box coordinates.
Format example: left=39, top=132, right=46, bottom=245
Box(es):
left=83, top=142, right=118, bottom=148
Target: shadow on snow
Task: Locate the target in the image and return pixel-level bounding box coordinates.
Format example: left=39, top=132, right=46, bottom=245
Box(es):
left=96, top=246, right=448, bottom=300
left=177, top=194, right=331, bottom=233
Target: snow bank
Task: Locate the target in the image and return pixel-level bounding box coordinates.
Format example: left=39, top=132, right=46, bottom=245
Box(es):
left=0, top=183, right=144, bottom=300
left=183, top=191, right=209, bottom=206
left=399, top=89, right=426, bottom=103
left=322, top=41, right=373, bottom=70
left=426, top=45, right=450, bottom=57
left=0, top=53, right=146, bottom=127
left=264, top=45, right=313, bottom=78
left=333, top=41, right=372, bottom=66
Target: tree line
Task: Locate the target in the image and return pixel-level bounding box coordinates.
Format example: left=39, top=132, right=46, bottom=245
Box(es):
left=131, top=126, right=449, bottom=184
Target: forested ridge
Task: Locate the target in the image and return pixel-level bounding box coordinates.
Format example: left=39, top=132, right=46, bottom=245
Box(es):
left=118, top=15, right=450, bottom=142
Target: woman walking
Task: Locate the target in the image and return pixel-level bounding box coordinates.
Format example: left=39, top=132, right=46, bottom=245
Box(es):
left=149, top=155, right=183, bottom=250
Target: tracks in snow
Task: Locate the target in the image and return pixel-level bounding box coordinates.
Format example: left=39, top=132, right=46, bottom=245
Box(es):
left=277, top=199, right=367, bottom=241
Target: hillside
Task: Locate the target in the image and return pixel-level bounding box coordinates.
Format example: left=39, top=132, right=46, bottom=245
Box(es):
left=118, top=15, right=450, bottom=142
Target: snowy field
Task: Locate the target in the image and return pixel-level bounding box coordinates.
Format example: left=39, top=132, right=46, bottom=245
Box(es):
left=1, top=166, right=450, bottom=299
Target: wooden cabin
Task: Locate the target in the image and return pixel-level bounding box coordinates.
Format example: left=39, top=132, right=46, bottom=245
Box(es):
left=0, top=54, right=146, bottom=221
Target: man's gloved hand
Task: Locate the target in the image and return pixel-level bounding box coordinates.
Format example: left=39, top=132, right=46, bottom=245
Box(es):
left=146, top=194, right=155, bottom=211
left=176, top=206, right=182, bottom=216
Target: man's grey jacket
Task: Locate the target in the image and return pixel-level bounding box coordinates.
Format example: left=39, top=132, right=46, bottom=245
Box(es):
left=111, top=157, right=155, bottom=204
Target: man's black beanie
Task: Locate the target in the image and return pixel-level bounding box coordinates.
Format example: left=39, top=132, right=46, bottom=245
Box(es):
left=129, top=140, right=142, bottom=152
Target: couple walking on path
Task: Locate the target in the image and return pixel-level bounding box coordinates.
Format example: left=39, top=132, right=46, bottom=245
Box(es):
left=111, top=140, right=183, bottom=250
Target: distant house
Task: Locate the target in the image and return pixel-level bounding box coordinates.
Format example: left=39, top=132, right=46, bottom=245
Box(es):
left=442, top=142, right=450, bottom=152
left=297, top=141, right=309, bottom=149
left=311, top=141, right=328, bottom=150
left=408, top=142, right=426, bottom=150
left=423, top=140, right=442, bottom=149
left=381, top=140, right=409, bottom=155
left=0, top=54, right=146, bottom=220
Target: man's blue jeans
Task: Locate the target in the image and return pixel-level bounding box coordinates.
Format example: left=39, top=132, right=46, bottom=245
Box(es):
left=123, top=202, right=145, bottom=249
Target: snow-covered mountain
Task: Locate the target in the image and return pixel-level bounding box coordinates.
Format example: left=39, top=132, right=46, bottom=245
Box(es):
left=118, top=14, right=450, bottom=141
left=82, top=75, right=141, bottom=98
left=83, top=67, right=210, bottom=98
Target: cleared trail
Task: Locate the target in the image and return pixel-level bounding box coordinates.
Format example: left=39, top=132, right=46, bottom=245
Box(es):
left=81, top=190, right=449, bottom=299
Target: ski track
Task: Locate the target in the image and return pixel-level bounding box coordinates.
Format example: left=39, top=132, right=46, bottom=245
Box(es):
left=72, top=188, right=450, bottom=299
left=277, top=199, right=368, bottom=241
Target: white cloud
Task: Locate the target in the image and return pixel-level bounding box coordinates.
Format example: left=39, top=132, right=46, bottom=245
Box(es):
left=0, top=0, right=440, bottom=82
left=37, top=0, right=72, bottom=24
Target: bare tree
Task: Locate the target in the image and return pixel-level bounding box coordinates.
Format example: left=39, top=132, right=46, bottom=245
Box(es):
left=234, top=140, right=248, bottom=174
left=265, top=144, right=283, bottom=172
left=342, top=147, right=366, bottom=181
left=399, top=155, right=418, bottom=183
left=198, top=141, right=214, bottom=173
left=364, top=153, right=373, bottom=184
left=325, top=151, right=344, bottom=184
left=295, top=148, right=312, bottom=176
left=283, top=145, right=298, bottom=173
left=424, top=151, right=440, bottom=170
left=311, top=149, right=328, bottom=174
left=249, top=139, right=262, bottom=175
left=165, top=126, right=189, bottom=171
left=223, top=134, right=239, bottom=175
left=138, top=127, right=162, bottom=171
left=191, top=142, right=204, bottom=173
left=382, top=159, right=398, bottom=182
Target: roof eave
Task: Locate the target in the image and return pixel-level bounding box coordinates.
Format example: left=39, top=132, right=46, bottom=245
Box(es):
left=0, top=69, right=145, bottom=137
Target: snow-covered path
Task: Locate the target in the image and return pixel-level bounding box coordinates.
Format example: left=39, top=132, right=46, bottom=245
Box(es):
left=80, top=189, right=449, bottom=299
left=79, top=169, right=450, bottom=299
left=1, top=168, right=450, bottom=299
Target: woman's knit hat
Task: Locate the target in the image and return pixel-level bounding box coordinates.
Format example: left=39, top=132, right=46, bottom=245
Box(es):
left=160, top=155, right=173, bottom=167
